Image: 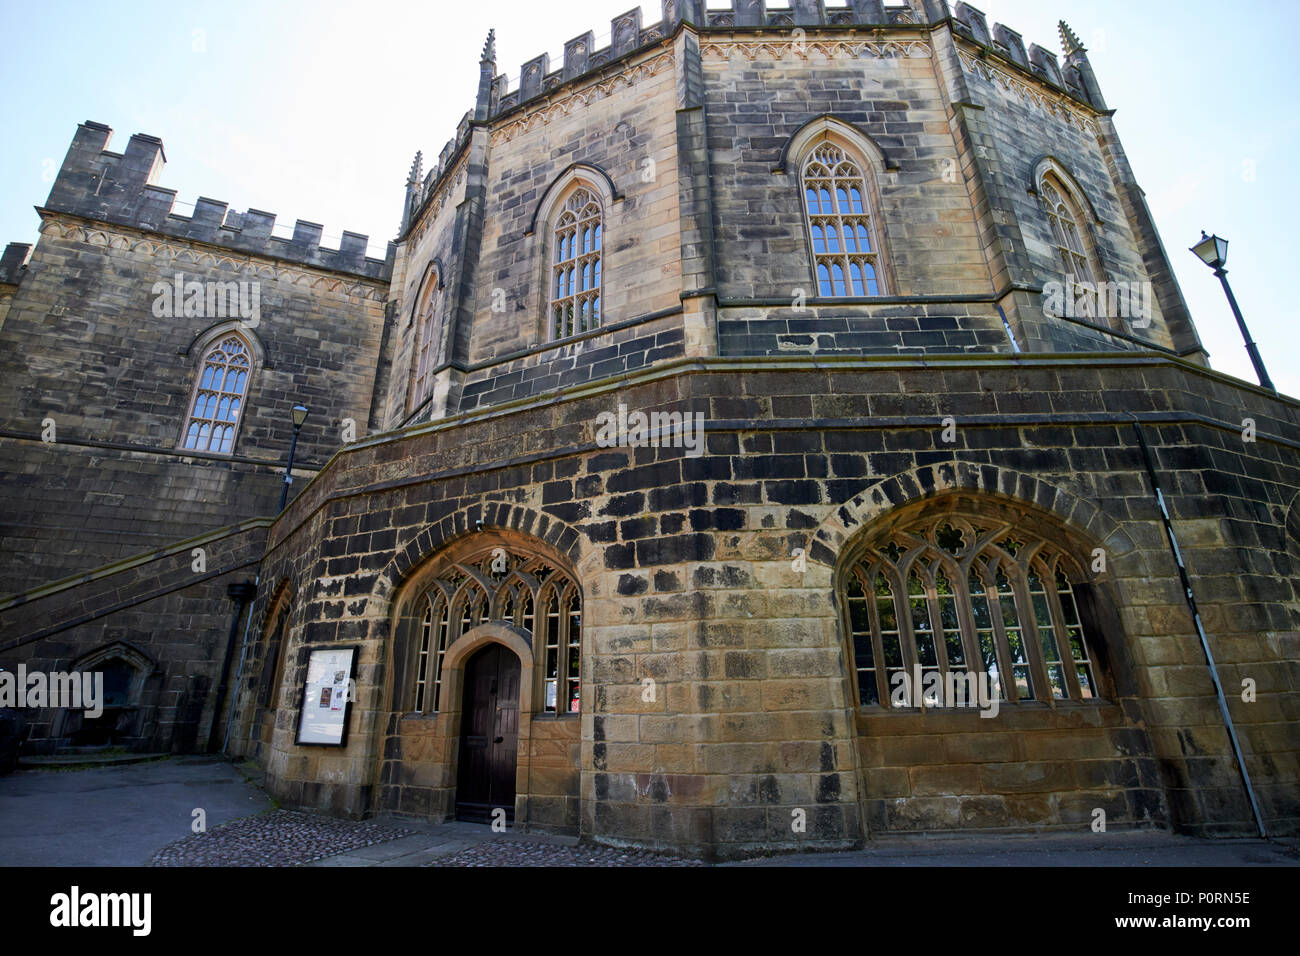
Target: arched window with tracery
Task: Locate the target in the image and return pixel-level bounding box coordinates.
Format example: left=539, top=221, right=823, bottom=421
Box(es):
left=1040, top=173, right=1104, bottom=315
left=407, top=547, right=581, bottom=715
left=840, top=513, right=1104, bottom=709
left=182, top=333, right=252, bottom=454
left=408, top=269, right=442, bottom=413
left=802, top=141, right=884, bottom=297
left=550, top=187, right=602, bottom=340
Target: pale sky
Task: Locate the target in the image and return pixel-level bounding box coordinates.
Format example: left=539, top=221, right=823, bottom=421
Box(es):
left=1, top=0, right=1295, bottom=396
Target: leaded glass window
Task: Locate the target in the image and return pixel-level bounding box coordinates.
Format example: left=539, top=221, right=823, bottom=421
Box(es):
left=182, top=334, right=251, bottom=454
left=802, top=142, right=883, bottom=297
left=551, top=187, right=602, bottom=340
left=407, top=550, right=581, bottom=715
left=842, top=514, right=1105, bottom=709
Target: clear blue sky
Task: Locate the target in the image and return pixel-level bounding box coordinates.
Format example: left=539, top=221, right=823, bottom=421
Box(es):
left=1, top=0, right=1295, bottom=396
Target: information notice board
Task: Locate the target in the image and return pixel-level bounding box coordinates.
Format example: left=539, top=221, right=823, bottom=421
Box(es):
left=294, top=646, right=358, bottom=746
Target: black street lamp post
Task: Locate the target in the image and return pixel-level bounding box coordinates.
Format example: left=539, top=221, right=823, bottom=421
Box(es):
left=279, top=404, right=310, bottom=511
left=1191, top=232, right=1275, bottom=393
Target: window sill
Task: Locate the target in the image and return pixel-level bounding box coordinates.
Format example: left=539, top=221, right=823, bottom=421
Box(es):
left=857, top=698, right=1108, bottom=714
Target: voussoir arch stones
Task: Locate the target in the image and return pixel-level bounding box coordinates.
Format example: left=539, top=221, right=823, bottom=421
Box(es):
left=808, top=461, right=1134, bottom=569
left=370, top=501, right=590, bottom=608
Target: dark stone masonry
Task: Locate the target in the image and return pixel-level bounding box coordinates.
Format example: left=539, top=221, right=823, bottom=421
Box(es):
left=1, top=0, right=1296, bottom=860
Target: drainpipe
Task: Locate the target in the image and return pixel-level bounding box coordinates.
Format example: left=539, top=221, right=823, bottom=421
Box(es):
left=208, top=579, right=258, bottom=755
left=1130, top=421, right=1267, bottom=838
left=995, top=304, right=1022, bottom=354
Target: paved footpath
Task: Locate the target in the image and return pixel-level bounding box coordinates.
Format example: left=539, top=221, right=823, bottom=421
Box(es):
left=0, top=757, right=270, bottom=866
left=3, top=758, right=1297, bottom=867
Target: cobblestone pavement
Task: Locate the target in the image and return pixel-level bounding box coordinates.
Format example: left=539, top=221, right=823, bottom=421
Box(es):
left=427, top=839, right=705, bottom=867
left=150, top=810, right=417, bottom=867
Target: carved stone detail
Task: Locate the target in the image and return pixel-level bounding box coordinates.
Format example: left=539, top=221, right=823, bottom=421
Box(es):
left=491, top=53, right=676, bottom=146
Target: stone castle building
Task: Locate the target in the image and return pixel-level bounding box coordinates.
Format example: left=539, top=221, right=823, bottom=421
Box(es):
left=1, top=0, right=1296, bottom=858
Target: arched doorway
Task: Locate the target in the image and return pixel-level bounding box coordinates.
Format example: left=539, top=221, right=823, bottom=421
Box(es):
left=59, top=642, right=157, bottom=750
left=455, top=642, right=521, bottom=823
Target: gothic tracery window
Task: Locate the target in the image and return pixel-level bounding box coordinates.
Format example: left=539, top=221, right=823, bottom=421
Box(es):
left=841, top=514, right=1103, bottom=709
left=409, top=271, right=442, bottom=412
left=408, top=549, right=581, bottom=715
left=550, top=187, right=602, bottom=340
left=1040, top=174, right=1104, bottom=316
left=182, top=333, right=251, bottom=454
left=802, top=141, right=883, bottom=297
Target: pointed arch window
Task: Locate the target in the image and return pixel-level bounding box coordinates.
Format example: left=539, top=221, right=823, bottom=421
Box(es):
left=182, top=333, right=251, bottom=454
left=1040, top=174, right=1105, bottom=317
left=802, top=142, right=884, bottom=297
left=259, top=592, right=293, bottom=710
left=841, top=515, right=1106, bottom=709
left=550, top=187, right=603, bottom=341
left=409, top=270, right=442, bottom=413
left=406, top=549, right=581, bottom=715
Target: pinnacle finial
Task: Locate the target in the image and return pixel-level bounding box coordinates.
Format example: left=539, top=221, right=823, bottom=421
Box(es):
left=408, top=150, right=423, bottom=185
left=482, top=28, right=496, bottom=64
left=1059, top=20, right=1085, bottom=56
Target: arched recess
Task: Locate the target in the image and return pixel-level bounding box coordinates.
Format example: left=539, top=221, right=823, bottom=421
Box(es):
left=1029, top=156, right=1112, bottom=324
left=835, top=494, right=1117, bottom=708
left=406, top=260, right=446, bottom=415
left=383, top=530, right=582, bottom=721
left=178, top=324, right=260, bottom=455
left=778, top=115, right=896, bottom=297
left=374, top=501, right=587, bottom=608
left=813, top=463, right=1142, bottom=704
left=1027, top=156, right=1103, bottom=225
left=525, top=163, right=623, bottom=238
left=252, top=580, right=294, bottom=753
left=183, top=319, right=269, bottom=366
left=811, top=461, right=1133, bottom=569
left=372, top=520, right=584, bottom=825
left=57, top=642, right=158, bottom=747
left=440, top=621, right=537, bottom=717
left=406, top=257, right=446, bottom=326
left=775, top=115, right=898, bottom=177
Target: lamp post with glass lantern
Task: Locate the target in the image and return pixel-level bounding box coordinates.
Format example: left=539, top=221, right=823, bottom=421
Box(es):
left=1190, top=232, right=1274, bottom=392
left=279, top=404, right=310, bottom=511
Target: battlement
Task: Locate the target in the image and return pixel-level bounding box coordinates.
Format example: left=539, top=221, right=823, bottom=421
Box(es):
left=43, top=122, right=394, bottom=281
left=950, top=4, right=1101, bottom=108
left=400, top=0, right=1103, bottom=238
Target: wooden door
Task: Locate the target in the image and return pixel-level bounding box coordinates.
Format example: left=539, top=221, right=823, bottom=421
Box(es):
left=455, top=643, right=520, bottom=823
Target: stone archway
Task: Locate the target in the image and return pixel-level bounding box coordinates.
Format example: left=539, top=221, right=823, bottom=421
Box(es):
left=57, top=641, right=157, bottom=750
left=817, top=469, right=1168, bottom=836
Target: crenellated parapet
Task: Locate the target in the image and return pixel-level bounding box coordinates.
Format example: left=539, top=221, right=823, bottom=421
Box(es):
left=400, top=1, right=1108, bottom=243
left=951, top=4, right=1103, bottom=109
left=43, top=121, right=393, bottom=281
